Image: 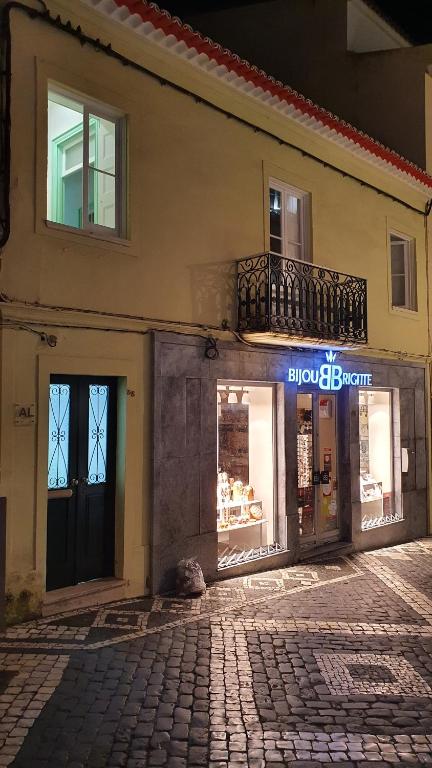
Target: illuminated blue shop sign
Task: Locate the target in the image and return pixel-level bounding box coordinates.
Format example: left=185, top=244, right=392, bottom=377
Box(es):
left=286, top=351, right=372, bottom=391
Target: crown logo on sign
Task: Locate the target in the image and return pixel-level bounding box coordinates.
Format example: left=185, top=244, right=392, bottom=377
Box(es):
left=325, top=350, right=337, bottom=363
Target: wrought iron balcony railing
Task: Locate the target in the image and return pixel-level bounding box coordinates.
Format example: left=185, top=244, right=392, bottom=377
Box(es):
left=237, top=253, right=367, bottom=345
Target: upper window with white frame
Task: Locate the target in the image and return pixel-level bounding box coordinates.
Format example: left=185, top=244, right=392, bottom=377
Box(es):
left=269, top=179, right=310, bottom=262
left=47, top=86, right=125, bottom=237
left=390, top=232, right=417, bottom=311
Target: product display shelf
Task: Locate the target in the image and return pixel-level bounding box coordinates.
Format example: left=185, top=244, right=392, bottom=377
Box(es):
left=216, top=498, right=262, bottom=511
left=217, top=518, right=267, bottom=532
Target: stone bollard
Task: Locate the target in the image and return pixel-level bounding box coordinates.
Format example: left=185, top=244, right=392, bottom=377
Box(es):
left=176, top=558, right=206, bottom=597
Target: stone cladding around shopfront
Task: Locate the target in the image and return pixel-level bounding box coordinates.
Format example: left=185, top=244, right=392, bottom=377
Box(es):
left=152, top=332, right=428, bottom=594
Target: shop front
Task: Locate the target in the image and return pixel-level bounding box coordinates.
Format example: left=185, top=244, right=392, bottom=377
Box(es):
left=152, top=332, right=428, bottom=593
left=216, top=382, right=283, bottom=569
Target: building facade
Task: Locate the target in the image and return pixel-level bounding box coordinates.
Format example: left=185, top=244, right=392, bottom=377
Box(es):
left=0, top=0, right=431, bottom=621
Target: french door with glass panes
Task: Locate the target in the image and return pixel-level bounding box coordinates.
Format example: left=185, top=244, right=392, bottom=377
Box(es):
left=296, top=392, right=340, bottom=545
left=46, top=375, right=117, bottom=591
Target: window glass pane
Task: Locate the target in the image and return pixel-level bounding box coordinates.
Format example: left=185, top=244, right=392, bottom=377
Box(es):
left=89, top=122, right=96, bottom=165
left=270, top=236, right=282, bottom=255
left=318, top=395, right=338, bottom=534
left=286, top=194, right=298, bottom=215
left=359, top=390, right=398, bottom=530
left=391, top=242, right=406, bottom=276
left=63, top=169, right=83, bottom=229
left=390, top=234, right=417, bottom=310
left=297, top=394, right=315, bottom=537
left=88, top=385, right=109, bottom=485
left=285, top=194, right=301, bottom=244
left=48, top=91, right=83, bottom=226
left=270, top=188, right=282, bottom=238
left=88, top=168, right=116, bottom=229
left=90, top=114, right=116, bottom=176
left=48, top=384, right=70, bottom=489
left=89, top=168, right=116, bottom=229
left=217, top=384, right=283, bottom=569
left=287, top=242, right=301, bottom=261
left=392, top=275, right=406, bottom=307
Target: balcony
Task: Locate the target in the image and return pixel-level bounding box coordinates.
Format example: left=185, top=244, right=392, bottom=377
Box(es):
left=237, top=253, right=367, bottom=347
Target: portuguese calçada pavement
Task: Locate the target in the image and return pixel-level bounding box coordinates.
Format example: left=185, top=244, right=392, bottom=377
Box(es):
left=2, top=540, right=432, bottom=766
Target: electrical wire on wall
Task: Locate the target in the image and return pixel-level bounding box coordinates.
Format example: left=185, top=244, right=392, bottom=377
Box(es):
left=1, top=0, right=432, bottom=252
left=1, top=302, right=431, bottom=365
left=0, top=319, right=57, bottom=346
left=0, top=2, right=431, bottom=368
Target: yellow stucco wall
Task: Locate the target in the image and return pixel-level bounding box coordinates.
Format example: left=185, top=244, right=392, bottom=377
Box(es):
left=1, top=317, right=151, bottom=620
left=1, top=1, right=431, bottom=616
left=3, top=6, right=429, bottom=354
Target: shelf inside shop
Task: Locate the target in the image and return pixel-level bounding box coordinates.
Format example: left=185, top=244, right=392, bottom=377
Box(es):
left=217, top=499, right=262, bottom=511
left=217, top=518, right=267, bottom=532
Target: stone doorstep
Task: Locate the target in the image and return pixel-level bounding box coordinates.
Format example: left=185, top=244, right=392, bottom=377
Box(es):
left=42, top=577, right=128, bottom=617
left=298, top=541, right=354, bottom=563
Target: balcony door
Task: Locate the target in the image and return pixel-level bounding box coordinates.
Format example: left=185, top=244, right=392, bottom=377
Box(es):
left=269, top=179, right=310, bottom=263
left=297, top=392, right=340, bottom=545
left=46, top=375, right=117, bottom=591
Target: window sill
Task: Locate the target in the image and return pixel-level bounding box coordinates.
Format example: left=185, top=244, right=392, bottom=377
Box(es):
left=361, top=516, right=404, bottom=532
left=389, top=305, right=419, bottom=320
left=44, top=219, right=132, bottom=248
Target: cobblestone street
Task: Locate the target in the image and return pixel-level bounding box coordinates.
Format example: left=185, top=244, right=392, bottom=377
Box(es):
left=2, top=540, right=432, bottom=767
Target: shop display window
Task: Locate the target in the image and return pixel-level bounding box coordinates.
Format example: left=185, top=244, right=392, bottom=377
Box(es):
left=217, top=382, right=283, bottom=569
left=359, top=389, right=400, bottom=529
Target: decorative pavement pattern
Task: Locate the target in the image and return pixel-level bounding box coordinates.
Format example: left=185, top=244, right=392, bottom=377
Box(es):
left=2, top=542, right=432, bottom=765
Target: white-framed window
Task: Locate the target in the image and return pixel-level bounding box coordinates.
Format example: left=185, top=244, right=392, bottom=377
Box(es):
left=47, top=85, right=125, bottom=237
left=269, top=179, right=310, bottom=261
left=390, top=232, right=417, bottom=311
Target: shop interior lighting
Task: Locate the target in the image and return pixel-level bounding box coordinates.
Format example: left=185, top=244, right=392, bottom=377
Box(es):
left=217, top=384, right=250, bottom=404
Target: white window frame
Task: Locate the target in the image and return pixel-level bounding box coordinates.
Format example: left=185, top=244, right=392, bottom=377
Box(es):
left=389, top=231, right=417, bottom=312
left=48, top=84, right=126, bottom=239
left=269, top=178, right=310, bottom=262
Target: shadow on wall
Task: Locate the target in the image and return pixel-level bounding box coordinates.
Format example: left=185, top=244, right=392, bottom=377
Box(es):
left=188, top=259, right=237, bottom=327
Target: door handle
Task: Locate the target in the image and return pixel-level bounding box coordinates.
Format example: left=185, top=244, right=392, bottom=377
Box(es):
left=70, top=478, right=79, bottom=487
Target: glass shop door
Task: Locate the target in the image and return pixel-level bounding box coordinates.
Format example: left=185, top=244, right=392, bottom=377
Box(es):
left=296, top=392, right=339, bottom=545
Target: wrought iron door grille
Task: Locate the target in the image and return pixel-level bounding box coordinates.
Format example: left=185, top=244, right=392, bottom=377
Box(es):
left=237, top=254, right=367, bottom=345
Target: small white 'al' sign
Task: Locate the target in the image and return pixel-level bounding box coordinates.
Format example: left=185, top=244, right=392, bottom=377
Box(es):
left=14, top=403, right=36, bottom=426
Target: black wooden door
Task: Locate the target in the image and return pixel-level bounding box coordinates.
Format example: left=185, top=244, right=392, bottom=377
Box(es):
left=46, top=375, right=117, bottom=591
